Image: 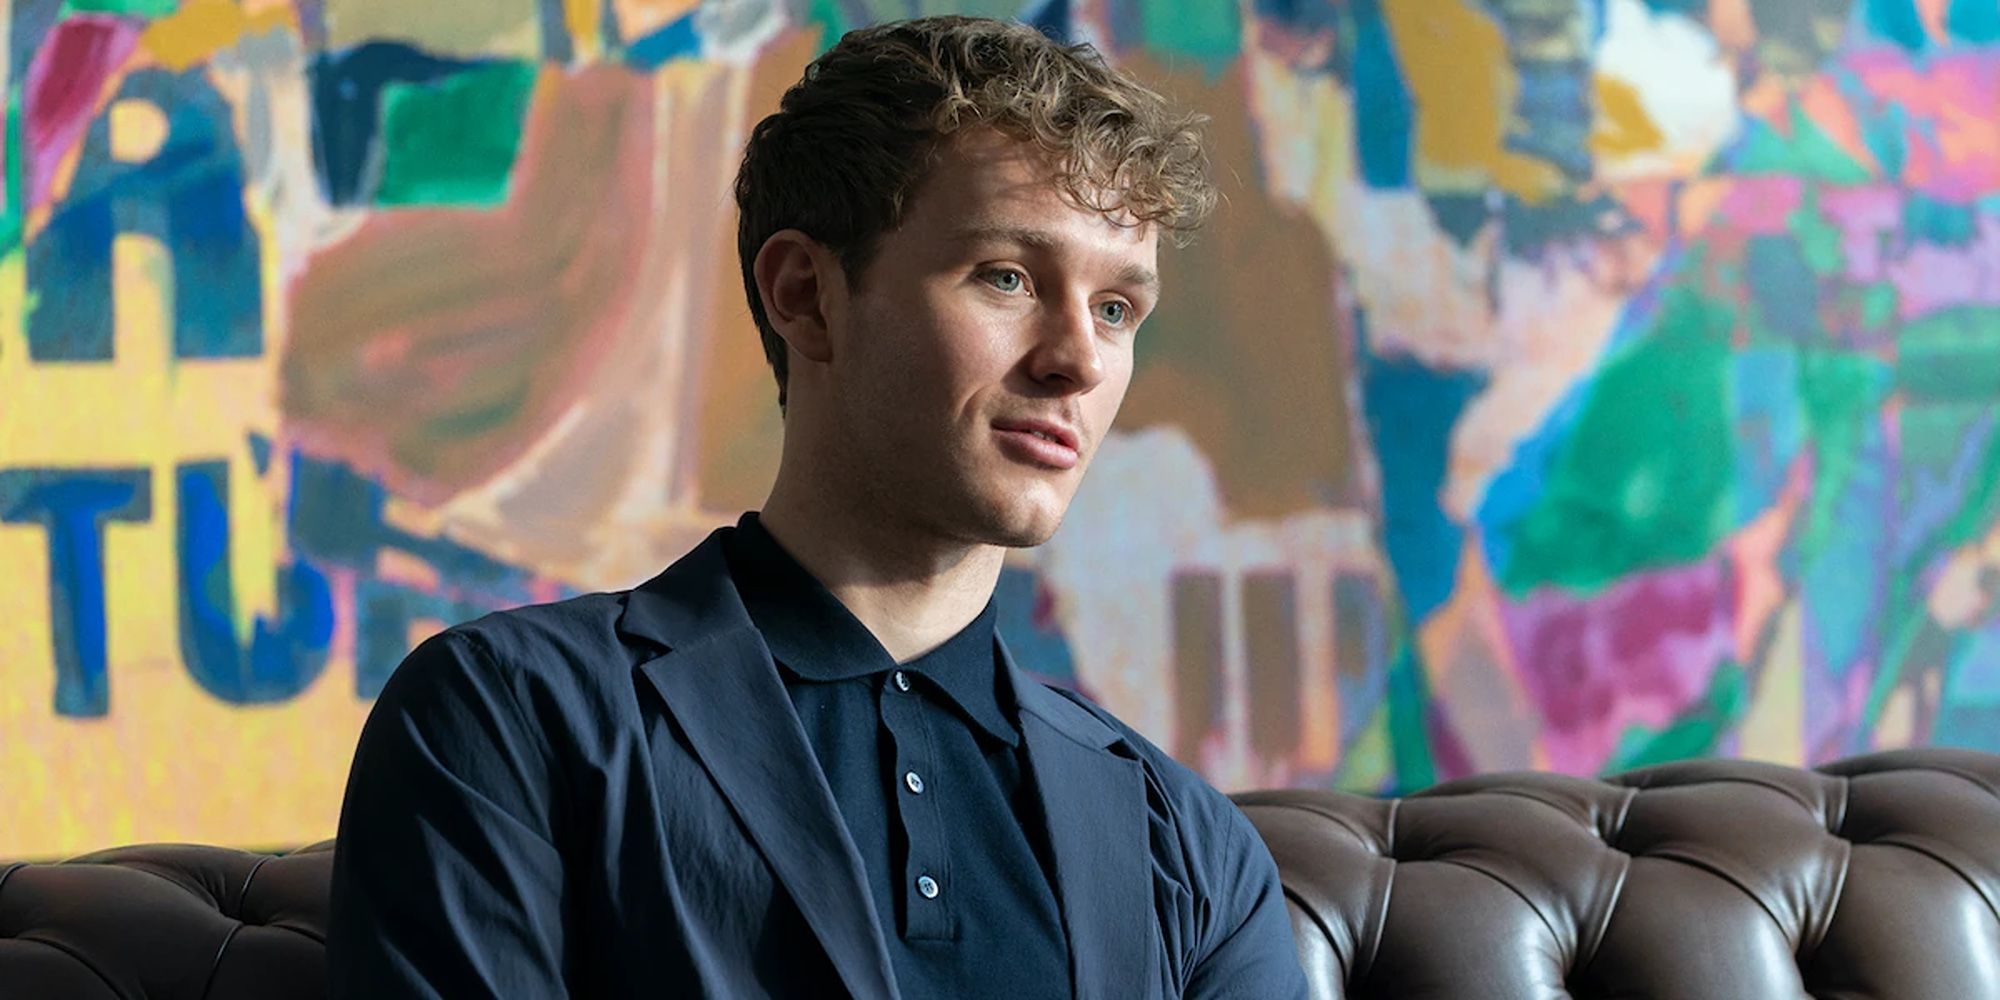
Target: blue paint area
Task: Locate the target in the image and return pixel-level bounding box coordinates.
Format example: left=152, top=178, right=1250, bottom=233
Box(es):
left=27, top=67, right=263, bottom=361
left=1638, top=0, right=1702, bottom=15
left=1801, top=419, right=1890, bottom=678
left=1357, top=314, right=1488, bottom=625
left=1477, top=374, right=1593, bottom=589
left=536, top=0, right=573, bottom=62
left=247, top=432, right=273, bottom=475
left=1730, top=347, right=1805, bottom=522
left=1024, top=0, right=1071, bottom=41
left=624, top=10, right=700, bottom=70
left=994, top=565, right=1077, bottom=685
left=1863, top=0, right=1930, bottom=51
left=286, top=453, right=573, bottom=693
left=1504, top=191, right=1632, bottom=257
left=1905, top=192, right=1977, bottom=246
left=1934, top=703, right=2000, bottom=752
left=1426, top=193, right=1491, bottom=248
left=1505, top=61, right=1592, bottom=182
left=1745, top=235, right=1821, bottom=342
left=1251, top=0, right=1341, bottom=35
left=1946, top=621, right=2000, bottom=704
left=354, top=578, right=495, bottom=698
left=0, top=469, right=152, bottom=717
left=1333, top=573, right=1389, bottom=741
left=1896, top=409, right=1995, bottom=571
left=308, top=42, right=478, bottom=206
left=177, top=461, right=334, bottom=704
left=1948, top=0, right=2000, bottom=42
left=1350, top=0, right=1413, bottom=189
left=1856, top=96, right=1909, bottom=178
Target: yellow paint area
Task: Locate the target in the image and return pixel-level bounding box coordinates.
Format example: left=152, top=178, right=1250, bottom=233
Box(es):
left=1591, top=74, right=1665, bottom=158
left=566, top=0, right=604, bottom=61
left=140, top=0, right=297, bottom=73
left=1380, top=0, right=1566, bottom=202
left=109, top=99, right=170, bottom=163
left=614, top=0, right=703, bottom=42
left=1738, top=603, right=1804, bottom=765
left=0, top=178, right=372, bottom=859
left=324, top=0, right=542, bottom=60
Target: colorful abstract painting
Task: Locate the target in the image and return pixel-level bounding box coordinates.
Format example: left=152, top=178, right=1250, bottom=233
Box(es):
left=7, top=0, right=2000, bottom=858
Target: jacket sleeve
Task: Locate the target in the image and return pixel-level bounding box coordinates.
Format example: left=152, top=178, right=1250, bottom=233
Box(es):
left=327, top=629, right=569, bottom=998
left=1183, top=802, right=1313, bottom=999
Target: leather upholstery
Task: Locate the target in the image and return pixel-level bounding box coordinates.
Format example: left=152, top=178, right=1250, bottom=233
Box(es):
left=0, top=840, right=334, bottom=999
left=2, top=749, right=1994, bottom=998
left=1236, top=748, right=2000, bottom=1000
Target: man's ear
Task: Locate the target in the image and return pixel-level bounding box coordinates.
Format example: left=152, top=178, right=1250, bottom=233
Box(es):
left=753, top=229, right=839, bottom=365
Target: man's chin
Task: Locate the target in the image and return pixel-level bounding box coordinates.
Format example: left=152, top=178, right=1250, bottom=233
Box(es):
left=940, top=486, right=1061, bottom=549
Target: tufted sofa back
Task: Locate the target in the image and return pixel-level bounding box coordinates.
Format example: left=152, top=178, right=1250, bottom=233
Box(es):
left=1236, top=747, right=2000, bottom=999
left=3, top=748, right=1996, bottom=997
left=0, top=840, right=334, bottom=999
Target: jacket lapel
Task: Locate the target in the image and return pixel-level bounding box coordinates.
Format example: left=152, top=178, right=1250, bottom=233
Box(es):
left=621, top=529, right=898, bottom=1000
left=1004, top=640, right=1159, bottom=1000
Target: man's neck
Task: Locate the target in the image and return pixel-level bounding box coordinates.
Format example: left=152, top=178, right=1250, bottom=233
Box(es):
left=755, top=486, right=1004, bottom=665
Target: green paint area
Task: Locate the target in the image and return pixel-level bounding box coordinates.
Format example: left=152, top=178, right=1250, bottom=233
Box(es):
left=1139, top=0, right=1240, bottom=70
left=807, top=0, right=1023, bottom=51
left=375, top=62, right=539, bottom=209
left=61, top=0, right=178, bottom=17
left=1602, top=662, right=1748, bottom=773
left=1896, top=307, right=2000, bottom=402
left=1736, top=102, right=1873, bottom=184
left=1897, top=403, right=1992, bottom=553
left=1495, top=289, right=1738, bottom=596
left=1385, top=644, right=1436, bottom=792
left=1787, top=190, right=1844, bottom=276
left=1330, top=699, right=1395, bottom=794
left=1794, top=350, right=1890, bottom=561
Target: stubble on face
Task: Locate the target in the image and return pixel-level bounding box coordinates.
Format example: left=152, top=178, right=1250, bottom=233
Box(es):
left=823, top=130, right=1159, bottom=553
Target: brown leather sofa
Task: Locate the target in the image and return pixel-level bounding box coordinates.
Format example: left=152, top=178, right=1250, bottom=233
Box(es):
left=4, top=747, right=1996, bottom=998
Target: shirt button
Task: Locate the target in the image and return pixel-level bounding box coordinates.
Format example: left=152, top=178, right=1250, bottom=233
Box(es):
left=893, top=670, right=911, bottom=692
left=916, top=874, right=940, bottom=899
left=904, top=770, right=925, bottom=794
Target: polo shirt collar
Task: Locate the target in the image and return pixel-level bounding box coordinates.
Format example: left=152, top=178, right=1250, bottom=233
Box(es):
left=723, top=511, right=1019, bottom=747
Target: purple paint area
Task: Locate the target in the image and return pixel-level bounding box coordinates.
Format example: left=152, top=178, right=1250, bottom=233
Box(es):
left=1499, top=559, right=1735, bottom=774
left=1887, top=213, right=2000, bottom=320
left=1819, top=184, right=1902, bottom=283
left=25, top=15, right=141, bottom=214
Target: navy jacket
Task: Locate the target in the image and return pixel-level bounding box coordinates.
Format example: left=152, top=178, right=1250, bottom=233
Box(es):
left=327, top=524, right=1309, bottom=999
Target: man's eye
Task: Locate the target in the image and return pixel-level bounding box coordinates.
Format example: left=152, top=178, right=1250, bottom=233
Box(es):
left=982, top=268, right=1025, bottom=293
left=1096, top=301, right=1130, bottom=326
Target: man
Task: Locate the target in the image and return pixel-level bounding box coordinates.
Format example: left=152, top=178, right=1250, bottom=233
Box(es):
left=328, top=15, right=1309, bottom=999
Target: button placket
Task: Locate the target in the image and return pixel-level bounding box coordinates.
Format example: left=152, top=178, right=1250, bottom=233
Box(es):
left=881, top=675, right=953, bottom=940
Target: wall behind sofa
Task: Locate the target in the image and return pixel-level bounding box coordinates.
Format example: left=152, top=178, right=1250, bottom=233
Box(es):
left=7, top=0, right=1999, bottom=857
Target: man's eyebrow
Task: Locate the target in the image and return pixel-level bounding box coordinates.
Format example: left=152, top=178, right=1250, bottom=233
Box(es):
left=951, top=222, right=1160, bottom=292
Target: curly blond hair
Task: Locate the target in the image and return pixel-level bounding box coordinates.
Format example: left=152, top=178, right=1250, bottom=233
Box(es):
left=733, top=15, right=1215, bottom=410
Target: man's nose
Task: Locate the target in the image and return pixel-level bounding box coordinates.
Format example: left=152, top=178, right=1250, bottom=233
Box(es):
left=1028, top=297, right=1107, bottom=393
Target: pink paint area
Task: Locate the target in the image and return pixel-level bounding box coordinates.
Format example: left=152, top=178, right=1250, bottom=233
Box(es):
left=25, top=15, right=142, bottom=213
left=1716, top=177, right=1801, bottom=238
left=1819, top=185, right=1903, bottom=283
left=1500, top=559, right=1735, bottom=775
left=1843, top=50, right=2000, bottom=203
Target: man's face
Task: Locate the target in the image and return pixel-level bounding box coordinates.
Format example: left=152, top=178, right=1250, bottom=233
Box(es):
left=821, top=129, right=1161, bottom=549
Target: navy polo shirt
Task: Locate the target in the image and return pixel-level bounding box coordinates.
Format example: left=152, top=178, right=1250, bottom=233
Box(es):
left=721, top=512, right=1071, bottom=999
